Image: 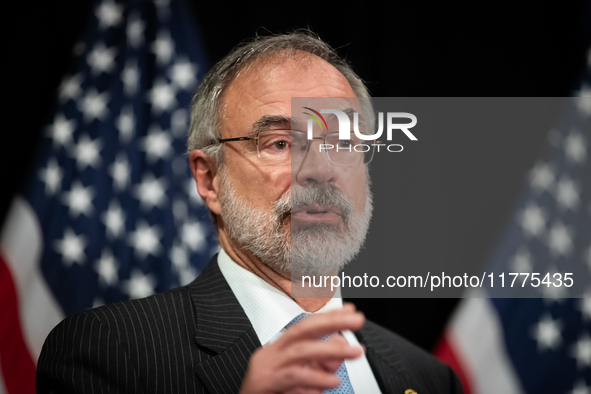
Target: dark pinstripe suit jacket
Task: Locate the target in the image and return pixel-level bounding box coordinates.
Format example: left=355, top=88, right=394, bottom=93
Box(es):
left=37, top=256, right=463, bottom=393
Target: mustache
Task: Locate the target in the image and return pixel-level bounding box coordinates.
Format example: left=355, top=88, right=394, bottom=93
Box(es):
left=273, top=184, right=354, bottom=225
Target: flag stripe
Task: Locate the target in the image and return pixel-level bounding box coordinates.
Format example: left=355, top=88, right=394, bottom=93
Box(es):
left=1, top=196, right=64, bottom=358
left=446, top=294, right=525, bottom=394
left=0, top=254, right=37, bottom=394
left=434, top=335, right=473, bottom=394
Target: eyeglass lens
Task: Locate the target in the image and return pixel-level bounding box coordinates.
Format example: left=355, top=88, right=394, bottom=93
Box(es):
left=255, top=130, right=374, bottom=166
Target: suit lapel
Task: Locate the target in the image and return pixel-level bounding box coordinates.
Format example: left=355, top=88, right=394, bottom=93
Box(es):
left=188, top=256, right=262, bottom=394
left=356, top=322, right=413, bottom=394
left=188, top=258, right=417, bottom=394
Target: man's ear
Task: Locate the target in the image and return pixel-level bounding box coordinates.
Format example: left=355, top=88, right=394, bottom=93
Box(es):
left=189, top=150, right=221, bottom=216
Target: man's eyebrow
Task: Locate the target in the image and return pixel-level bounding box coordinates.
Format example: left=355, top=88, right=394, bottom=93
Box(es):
left=321, top=108, right=357, bottom=124
left=247, top=115, right=293, bottom=138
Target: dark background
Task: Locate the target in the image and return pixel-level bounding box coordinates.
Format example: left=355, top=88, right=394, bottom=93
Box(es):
left=5, top=0, right=591, bottom=351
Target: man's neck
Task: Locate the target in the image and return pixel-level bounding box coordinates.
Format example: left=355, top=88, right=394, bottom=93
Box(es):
left=218, top=229, right=333, bottom=312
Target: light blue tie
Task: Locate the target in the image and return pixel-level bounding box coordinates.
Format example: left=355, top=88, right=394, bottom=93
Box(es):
left=286, top=313, right=355, bottom=394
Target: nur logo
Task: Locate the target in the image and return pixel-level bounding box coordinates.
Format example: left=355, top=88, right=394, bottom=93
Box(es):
left=302, top=107, right=418, bottom=154
left=302, top=107, right=417, bottom=141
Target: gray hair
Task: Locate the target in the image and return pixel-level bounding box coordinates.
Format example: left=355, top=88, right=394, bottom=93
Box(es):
left=186, top=30, right=370, bottom=166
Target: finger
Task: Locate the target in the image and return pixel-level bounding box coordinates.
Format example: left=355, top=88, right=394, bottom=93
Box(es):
left=285, top=388, right=323, bottom=394
left=276, top=366, right=341, bottom=391
left=316, top=336, right=355, bottom=373
left=279, top=310, right=365, bottom=345
left=274, top=339, right=362, bottom=367
left=315, top=359, right=343, bottom=373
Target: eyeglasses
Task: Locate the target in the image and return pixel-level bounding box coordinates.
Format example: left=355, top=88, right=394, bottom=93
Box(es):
left=214, top=129, right=376, bottom=167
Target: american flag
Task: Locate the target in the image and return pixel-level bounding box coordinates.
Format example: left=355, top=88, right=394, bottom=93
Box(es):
left=0, top=0, right=216, bottom=392
left=436, top=51, right=591, bottom=393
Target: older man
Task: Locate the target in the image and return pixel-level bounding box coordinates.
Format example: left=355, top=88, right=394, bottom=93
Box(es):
left=37, top=32, right=463, bottom=394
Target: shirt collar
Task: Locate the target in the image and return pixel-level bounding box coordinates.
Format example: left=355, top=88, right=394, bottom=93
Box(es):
left=217, top=248, right=342, bottom=345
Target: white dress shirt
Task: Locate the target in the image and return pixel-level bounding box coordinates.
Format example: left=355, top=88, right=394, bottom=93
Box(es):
left=217, top=248, right=381, bottom=393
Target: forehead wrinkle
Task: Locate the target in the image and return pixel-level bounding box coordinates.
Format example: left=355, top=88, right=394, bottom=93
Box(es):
left=321, top=108, right=357, bottom=123
left=247, top=115, right=292, bottom=138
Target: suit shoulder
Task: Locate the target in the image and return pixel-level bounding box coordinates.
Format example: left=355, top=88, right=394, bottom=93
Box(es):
left=41, top=285, right=198, bottom=363
left=361, top=320, right=463, bottom=394
left=37, top=286, right=200, bottom=393
left=95, top=286, right=195, bottom=326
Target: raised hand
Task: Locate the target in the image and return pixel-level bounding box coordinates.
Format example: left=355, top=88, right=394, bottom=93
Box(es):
left=240, top=303, right=365, bottom=394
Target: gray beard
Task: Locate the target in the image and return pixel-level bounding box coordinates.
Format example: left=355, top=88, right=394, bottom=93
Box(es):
left=218, top=167, right=373, bottom=276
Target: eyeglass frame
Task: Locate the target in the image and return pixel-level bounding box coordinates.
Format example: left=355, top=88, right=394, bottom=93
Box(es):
left=210, top=129, right=379, bottom=167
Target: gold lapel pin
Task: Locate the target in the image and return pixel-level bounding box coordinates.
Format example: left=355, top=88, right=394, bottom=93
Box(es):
left=405, top=390, right=417, bottom=394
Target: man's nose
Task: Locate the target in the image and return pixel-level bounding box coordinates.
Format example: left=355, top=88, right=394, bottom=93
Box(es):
left=294, top=140, right=338, bottom=187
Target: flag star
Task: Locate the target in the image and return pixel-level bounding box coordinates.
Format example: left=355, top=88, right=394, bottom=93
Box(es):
left=95, top=248, right=119, bottom=286
left=108, top=152, right=131, bottom=191
left=122, top=59, right=139, bottom=97
left=511, top=247, right=533, bottom=273
left=519, top=202, right=546, bottom=238
left=168, top=58, right=198, bottom=91
left=127, top=221, right=163, bottom=260
left=564, top=129, right=587, bottom=164
left=140, top=125, right=173, bottom=163
left=569, top=379, right=591, bottom=394
left=181, top=220, right=206, bottom=252
left=126, top=13, right=145, bottom=48
left=147, top=78, right=177, bottom=114
left=72, top=134, right=103, bottom=170
left=541, top=277, right=568, bottom=304
left=529, top=162, right=555, bottom=193
left=86, top=43, right=117, bottom=76
left=61, top=180, right=95, bottom=218
left=46, top=113, right=76, bottom=149
left=95, top=0, right=123, bottom=29
left=171, top=108, right=189, bottom=138
left=547, top=220, right=573, bottom=257
left=133, top=173, right=168, bottom=211
left=570, top=333, right=591, bottom=369
left=38, top=158, right=63, bottom=196
left=179, top=266, right=198, bottom=286
left=170, top=243, right=189, bottom=269
left=122, top=269, right=157, bottom=299
left=530, top=313, right=563, bottom=352
left=78, top=88, right=110, bottom=122
left=53, top=228, right=87, bottom=267
left=555, top=175, right=580, bottom=211
left=539, top=267, right=568, bottom=304
left=151, top=30, right=175, bottom=65
left=58, top=73, right=83, bottom=102
left=101, top=200, right=126, bottom=239
left=575, top=84, right=591, bottom=118
left=173, top=199, right=188, bottom=222
left=115, top=105, right=135, bottom=143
